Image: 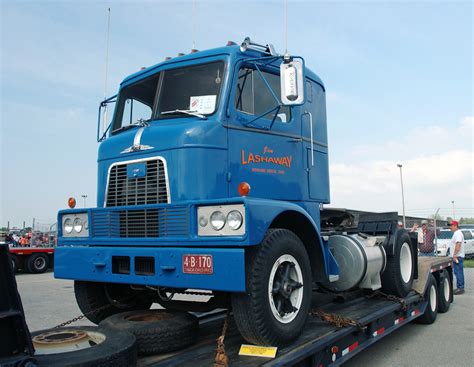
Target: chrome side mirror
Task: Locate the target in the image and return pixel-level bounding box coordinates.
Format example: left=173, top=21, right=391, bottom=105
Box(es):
left=280, top=59, right=305, bottom=105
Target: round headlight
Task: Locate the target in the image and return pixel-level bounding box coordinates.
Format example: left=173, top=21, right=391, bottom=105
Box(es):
left=198, top=215, right=208, bottom=227
left=227, top=210, right=243, bottom=230
left=73, top=218, right=83, bottom=233
left=64, top=218, right=73, bottom=234
left=210, top=211, right=226, bottom=231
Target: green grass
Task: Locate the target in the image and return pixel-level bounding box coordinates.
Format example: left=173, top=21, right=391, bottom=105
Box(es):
left=464, top=259, right=474, bottom=268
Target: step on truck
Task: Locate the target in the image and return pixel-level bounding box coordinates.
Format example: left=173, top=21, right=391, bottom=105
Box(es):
left=54, top=37, right=453, bottom=349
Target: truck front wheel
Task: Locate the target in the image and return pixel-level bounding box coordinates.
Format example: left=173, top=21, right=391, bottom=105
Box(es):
left=74, top=281, right=153, bottom=324
left=231, top=229, right=311, bottom=346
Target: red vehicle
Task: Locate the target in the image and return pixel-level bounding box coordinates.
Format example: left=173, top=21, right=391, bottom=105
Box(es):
left=9, top=247, right=54, bottom=274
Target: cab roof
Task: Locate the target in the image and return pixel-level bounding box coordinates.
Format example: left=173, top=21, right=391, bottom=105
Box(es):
left=121, top=43, right=325, bottom=90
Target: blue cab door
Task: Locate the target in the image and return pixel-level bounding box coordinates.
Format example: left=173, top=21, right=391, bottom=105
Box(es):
left=226, top=65, right=306, bottom=201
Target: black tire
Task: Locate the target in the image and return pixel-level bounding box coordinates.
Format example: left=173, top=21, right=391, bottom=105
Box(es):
left=381, top=231, right=414, bottom=297
left=31, top=326, right=136, bottom=367
left=416, top=274, right=438, bottom=324
left=438, top=271, right=452, bottom=313
left=100, top=310, right=198, bottom=355
left=231, top=229, right=312, bottom=346
left=74, top=281, right=153, bottom=324
left=27, top=253, right=49, bottom=273
left=10, top=254, right=18, bottom=274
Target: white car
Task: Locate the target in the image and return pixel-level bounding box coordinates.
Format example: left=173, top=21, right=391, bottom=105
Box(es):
left=435, top=229, right=474, bottom=259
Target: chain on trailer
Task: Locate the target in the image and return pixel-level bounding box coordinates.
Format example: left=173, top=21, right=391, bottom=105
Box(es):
left=213, top=311, right=230, bottom=367
left=310, top=309, right=365, bottom=331
left=53, top=295, right=135, bottom=329
left=366, top=289, right=424, bottom=311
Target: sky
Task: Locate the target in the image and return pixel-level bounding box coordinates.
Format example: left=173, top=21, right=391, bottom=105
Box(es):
left=1, top=0, right=473, bottom=229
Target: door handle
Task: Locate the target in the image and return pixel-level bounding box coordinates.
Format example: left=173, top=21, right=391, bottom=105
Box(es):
left=302, top=111, right=314, bottom=167
left=288, top=138, right=302, bottom=143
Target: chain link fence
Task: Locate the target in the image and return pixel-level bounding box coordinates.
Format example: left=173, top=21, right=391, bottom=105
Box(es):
left=404, top=217, right=449, bottom=257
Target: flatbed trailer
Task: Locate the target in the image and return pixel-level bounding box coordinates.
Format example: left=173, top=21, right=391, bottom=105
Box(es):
left=9, top=247, right=55, bottom=274
left=138, top=257, right=452, bottom=367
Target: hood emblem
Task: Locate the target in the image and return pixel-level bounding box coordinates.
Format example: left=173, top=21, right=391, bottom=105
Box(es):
left=121, top=121, right=154, bottom=154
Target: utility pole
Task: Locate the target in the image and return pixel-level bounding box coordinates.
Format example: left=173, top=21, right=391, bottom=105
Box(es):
left=32, top=218, right=35, bottom=231
left=451, top=200, right=455, bottom=220
left=397, top=164, right=406, bottom=228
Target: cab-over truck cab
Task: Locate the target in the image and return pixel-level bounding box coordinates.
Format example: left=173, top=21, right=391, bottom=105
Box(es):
left=55, top=38, right=415, bottom=346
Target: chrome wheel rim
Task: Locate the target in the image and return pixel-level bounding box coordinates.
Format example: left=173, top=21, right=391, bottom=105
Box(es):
left=443, top=277, right=450, bottom=302
left=268, top=254, right=304, bottom=324
left=430, top=284, right=437, bottom=312
left=400, top=242, right=412, bottom=284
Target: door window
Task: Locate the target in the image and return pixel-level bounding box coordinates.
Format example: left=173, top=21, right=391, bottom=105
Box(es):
left=235, top=67, right=291, bottom=123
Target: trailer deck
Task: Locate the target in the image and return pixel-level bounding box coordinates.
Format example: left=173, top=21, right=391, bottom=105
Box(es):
left=139, top=257, right=452, bottom=367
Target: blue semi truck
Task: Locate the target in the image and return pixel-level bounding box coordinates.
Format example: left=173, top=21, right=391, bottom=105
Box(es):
left=54, top=38, right=448, bottom=347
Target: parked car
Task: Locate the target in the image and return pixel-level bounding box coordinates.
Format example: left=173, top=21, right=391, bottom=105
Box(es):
left=436, top=229, right=474, bottom=259
left=436, top=230, right=453, bottom=256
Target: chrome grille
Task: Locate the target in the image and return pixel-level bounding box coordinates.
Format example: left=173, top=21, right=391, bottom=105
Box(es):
left=106, top=159, right=168, bottom=207
left=91, top=206, right=189, bottom=238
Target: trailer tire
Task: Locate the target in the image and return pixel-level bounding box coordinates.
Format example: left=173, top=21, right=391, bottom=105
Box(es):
left=27, top=253, right=49, bottom=273
left=100, top=310, right=198, bottom=355
left=416, top=274, right=438, bottom=324
left=381, top=231, right=414, bottom=297
left=231, top=229, right=312, bottom=346
left=31, top=326, right=137, bottom=367
left=74, top=281, right=153, bottom=324
left=437, top=271, right=452, bottom=313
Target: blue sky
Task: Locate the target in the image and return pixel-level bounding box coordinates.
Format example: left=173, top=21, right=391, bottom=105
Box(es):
left=1, top=0, right=472, bottom=229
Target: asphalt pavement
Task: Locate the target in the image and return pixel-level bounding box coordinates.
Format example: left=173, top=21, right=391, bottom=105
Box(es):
left=15, top=269, right=474, bottom=366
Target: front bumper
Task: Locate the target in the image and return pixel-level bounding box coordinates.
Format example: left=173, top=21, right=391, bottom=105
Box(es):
left=54, top=245, right=246, bottom=292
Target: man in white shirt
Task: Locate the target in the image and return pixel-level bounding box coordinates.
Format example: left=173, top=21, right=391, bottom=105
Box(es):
left=448, top=220, right=465, bottom=295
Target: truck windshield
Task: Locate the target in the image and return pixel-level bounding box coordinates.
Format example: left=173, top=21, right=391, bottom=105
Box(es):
left=112, top=61, right=225, bottom=133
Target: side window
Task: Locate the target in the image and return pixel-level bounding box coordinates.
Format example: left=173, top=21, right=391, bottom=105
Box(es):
left=462, top=231, right=472, bottom=240
left=121, top=99, right=152, bottom=127
left=235, top=67, right=291, bottom=123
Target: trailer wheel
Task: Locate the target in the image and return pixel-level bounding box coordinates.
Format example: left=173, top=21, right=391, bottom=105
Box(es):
left=100, top=310, right=198, bottom=355
left=31, top=326, right=136, bottom=367
left=231, top=229, right=312, bottom=346
left=437, top=271, right=452, bottom=313
left=416, top=274, right=438, bottom=324
left=74, top=281, right=153, bottom=324
left=381, top=231, right=414, bottom=297
left=27, top=253, right=49, bottom=273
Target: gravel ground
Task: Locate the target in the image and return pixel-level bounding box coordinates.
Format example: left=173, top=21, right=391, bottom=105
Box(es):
left=15, top=268, right=474, bottom=366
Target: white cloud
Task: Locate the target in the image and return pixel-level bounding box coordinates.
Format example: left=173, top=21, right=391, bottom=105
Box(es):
left=329, top=117, right=474, bottom=217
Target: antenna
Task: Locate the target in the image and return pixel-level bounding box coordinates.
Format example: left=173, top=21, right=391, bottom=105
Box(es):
left=284, top=0, right=288, bottom=55
left=103, top=7, right=111, bottom=133
left=192, top=0, right=196, bottom=50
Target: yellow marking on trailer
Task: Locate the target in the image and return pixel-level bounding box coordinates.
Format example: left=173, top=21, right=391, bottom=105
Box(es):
left=239, top=344, right=278, bottom=358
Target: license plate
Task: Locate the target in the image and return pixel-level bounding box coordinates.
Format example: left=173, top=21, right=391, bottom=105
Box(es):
left=183, top=254, right=213, bottom=275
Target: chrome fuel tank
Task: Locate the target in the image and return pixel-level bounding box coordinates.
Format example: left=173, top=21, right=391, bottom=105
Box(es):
left=323, top=234, right=386, bottom=292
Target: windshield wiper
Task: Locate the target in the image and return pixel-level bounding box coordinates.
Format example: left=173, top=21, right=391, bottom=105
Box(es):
left=112, top=119, right=151, bottom=134
left=161, top=109, right=207, bottom=120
